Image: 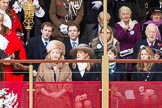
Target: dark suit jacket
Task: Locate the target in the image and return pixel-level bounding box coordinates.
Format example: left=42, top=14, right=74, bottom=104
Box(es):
left=97, top=63, right=127, bottom=81
left=81, top=23, right=99, bottom=43
left=63, top=38, right=87, bottom=59
left=132, top=63, right=162, bottom=81
left=25, top=36, right=54, bottom=80
left=133, top=39, right=162, bottom=59
left=109, top=63, right=127, bottom=81
left=82, top=23, right=116, bottom=43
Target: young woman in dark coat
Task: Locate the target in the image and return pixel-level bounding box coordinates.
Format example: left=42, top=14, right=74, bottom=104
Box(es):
left=133, top=46, right=162, bottom=81
left=70, top=44, right=98, bottom=81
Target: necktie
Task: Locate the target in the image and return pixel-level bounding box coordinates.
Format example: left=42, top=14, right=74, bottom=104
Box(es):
left=150, top=42, right=154, bottom=47
left=54, top=72, right=56, bottom=81
left=72, top=42, right=76, bottom=48
left=44, top=42, right=48, bottom=46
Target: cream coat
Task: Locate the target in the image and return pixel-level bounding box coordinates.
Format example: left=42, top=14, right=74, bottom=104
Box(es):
left=36, top=63, right=72, bottom=82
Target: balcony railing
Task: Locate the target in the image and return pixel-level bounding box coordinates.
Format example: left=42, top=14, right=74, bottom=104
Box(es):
left=0, top=59, right=162, bottom=108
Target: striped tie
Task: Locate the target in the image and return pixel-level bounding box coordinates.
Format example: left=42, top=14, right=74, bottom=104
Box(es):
left=72, top=42, right=76, bottom=48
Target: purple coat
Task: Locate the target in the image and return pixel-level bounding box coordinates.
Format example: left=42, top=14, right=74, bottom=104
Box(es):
left=114, top=22, right=141, bottom=51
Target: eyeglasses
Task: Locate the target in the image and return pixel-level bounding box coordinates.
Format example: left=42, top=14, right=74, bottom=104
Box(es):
left=101, top=32, right=111, bottom=34
left=99, top=17, right=110, bottom=22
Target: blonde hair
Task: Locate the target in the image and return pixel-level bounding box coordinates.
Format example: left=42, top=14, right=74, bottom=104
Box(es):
left=100, top=26, right=114, bottom=42
left=45, top=48, right=64, bottom=60
left=136, top=46, right=154, bottom=72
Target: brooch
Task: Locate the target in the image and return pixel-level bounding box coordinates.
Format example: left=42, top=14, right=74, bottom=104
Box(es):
left=97, top=44, right=102, bottom=49
left=129, top=30, right=134, bottom=35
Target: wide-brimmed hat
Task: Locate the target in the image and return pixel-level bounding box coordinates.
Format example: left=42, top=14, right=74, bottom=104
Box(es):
left=70, top=44, right=94, bottom=57
left=46, top=40, right=65, bottom=55
left=150, top=7, right=162, bottom=15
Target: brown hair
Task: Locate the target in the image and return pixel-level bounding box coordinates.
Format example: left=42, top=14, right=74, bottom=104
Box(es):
left=136, top=46, right=154, bottom=72
left=107, top=45, right=119, bottom=58
left=41, top=22, right=54, bottom=32
left=72, top=50, right=92, bottom=71
left=67, top=23, right=80, bottom=32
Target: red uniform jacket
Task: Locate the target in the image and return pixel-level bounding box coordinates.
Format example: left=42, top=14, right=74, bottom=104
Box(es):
left=4, top=30, right=26, bottom=81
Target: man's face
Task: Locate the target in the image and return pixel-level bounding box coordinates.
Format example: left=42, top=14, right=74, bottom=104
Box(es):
left=41, top=25, right=52, bottom=41
left=0, top=0, right=9, bottom=11
left=98, top=15, right=110, bottom=28
left=68, top=26, right=80, bottom=41
left=145, top=25, right=157, bottom=42
left=107, top=50, right=117, bottom=60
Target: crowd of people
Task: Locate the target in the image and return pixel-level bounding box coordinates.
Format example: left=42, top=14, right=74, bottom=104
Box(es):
left=0, top=0, right=161, bottom=81
left=0, top=0, right=162, bottom=107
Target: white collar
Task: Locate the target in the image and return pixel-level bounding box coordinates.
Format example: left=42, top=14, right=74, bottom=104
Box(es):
left=77, top=63, right=87, bottom=77
left=98, top=24, right=101, bottom=33
left=146, top=39, right=155, bottom=46
left=117, top=19, right=138, bottom=31
left=70, top=38, right=79, bottom=46
left=41, top=36, right=49, bottom=43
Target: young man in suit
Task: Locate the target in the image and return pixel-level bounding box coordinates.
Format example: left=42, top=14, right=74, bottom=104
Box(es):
left=63, top=24, right=86, bottom=59
left=25, top=22, right=54, bottom=81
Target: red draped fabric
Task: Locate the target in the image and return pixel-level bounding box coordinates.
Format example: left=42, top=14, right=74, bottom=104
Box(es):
left=34, top=82, right=101, bottom=108
left=1, top=82, right=162, bottom=108
left=110, top=82, right=162, bottom=108
left=0, top=82, right=28, bottom=108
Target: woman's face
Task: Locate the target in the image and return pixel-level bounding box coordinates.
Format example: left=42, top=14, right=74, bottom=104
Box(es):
left=49, top=49, right=61, bottom=60
left=152, top=13, right=161, bottom=22
left=76, top=50, right=88, bottom=60
left=140, top=49, right=149, bottom=60
left=100, top=29, right=111, bottom=41
left=120, top=8, right=131, bottom=22
left=107, top=50, right=116, bottom=60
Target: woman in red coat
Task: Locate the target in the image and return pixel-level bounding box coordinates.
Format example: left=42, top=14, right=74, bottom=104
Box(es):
left=0, top=13, right=26, bottom=81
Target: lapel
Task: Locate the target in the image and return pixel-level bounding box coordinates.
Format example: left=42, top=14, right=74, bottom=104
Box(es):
left=154, top=40, right=161, bottom=49
left=38, top=37, right=46, bottom=59
left=67, top=40, right=72, bottom=52
left=91, top=24, right=99, bottom=39
left=76, top=66, right=89, bottom=80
